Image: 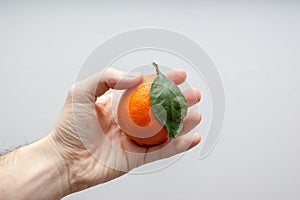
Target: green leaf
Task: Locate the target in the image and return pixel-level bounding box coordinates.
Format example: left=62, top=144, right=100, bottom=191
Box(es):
left=150, top=73, right=188, bottom=139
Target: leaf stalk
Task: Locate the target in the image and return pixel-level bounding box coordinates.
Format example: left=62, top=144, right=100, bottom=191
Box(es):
left=152, top=62, right=160, bottom=75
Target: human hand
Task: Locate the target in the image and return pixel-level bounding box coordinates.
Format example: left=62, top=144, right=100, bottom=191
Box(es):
left=48, top=67, right=202, bottom=194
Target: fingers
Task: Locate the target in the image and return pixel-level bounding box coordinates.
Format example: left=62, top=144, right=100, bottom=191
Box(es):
left=165, top=69, right=186, bottom=85
left=95, top=69, right=143, bottom=96
left=180, top=109, right=202, bottom=136
left=73, top=68, right=143, bottom=102
left=179, top=87, right=201, bottom=135
left=183, top=87, right=201, bottom=107
left=145, top=133, right=201, bottom=164
left=174, top=132, right=201, bottom=152
left=165, top=70, right=201, bottom=106
left=79, top=68, right=185, bottom=100
left=72, top=67, right=200, bottom=107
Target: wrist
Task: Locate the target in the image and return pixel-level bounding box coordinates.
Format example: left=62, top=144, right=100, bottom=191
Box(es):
left=0, top=135, right=70, bottom=200
left=35, top=135, right=71, bottom=198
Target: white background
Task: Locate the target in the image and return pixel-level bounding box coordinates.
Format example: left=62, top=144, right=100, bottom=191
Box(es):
left=0, top=1, right=299, bottom=199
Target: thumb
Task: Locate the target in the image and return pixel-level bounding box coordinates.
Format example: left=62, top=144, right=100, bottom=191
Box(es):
left=73, top=68, right=143, bottom=103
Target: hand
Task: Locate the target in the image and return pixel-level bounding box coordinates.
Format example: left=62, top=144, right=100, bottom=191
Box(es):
left=48, top=68, right=202, bottom=194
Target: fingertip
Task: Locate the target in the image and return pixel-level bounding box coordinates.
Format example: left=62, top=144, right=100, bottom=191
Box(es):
left=189, top=133, right=201, bottom=149
left=183, top=87, right=201, bottom=107
left=194, top=133, right=201, bottom=145
left=174, top=69, right=186, bottom=84
left=173, top=132, right=201, bottom=151
left=191, top=87, right=201, bottom=103
left=180, top=109, right=202, bottom=136
left=189, top=109, right=202, bottom=123
left=174, top=68, right=186, bottom=80
left=115, top=71, right=143, bottom=89
left=165, top=68, right=187, bottom=85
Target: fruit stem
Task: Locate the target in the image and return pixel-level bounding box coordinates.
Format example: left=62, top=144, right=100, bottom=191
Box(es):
left=152, top=62, right=160, bottom=75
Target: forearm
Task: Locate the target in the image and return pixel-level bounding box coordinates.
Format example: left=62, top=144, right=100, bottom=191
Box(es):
left=0, top=136, right=70, bottom=200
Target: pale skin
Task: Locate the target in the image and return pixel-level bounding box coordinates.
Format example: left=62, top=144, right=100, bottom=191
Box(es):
left=0, top=68, right=201, bottom=200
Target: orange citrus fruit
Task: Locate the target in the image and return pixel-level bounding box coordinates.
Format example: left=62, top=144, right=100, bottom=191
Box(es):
left=117, top=73, right=170, bottom=146
left=117, top=62, right=188, bottom=147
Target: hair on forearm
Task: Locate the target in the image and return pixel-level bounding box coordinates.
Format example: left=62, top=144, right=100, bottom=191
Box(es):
left=0, top=146, right=24, bottom=167
left=0, top=139, right=38, bottom=164
left=0, top=145, right=24, bottom=157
